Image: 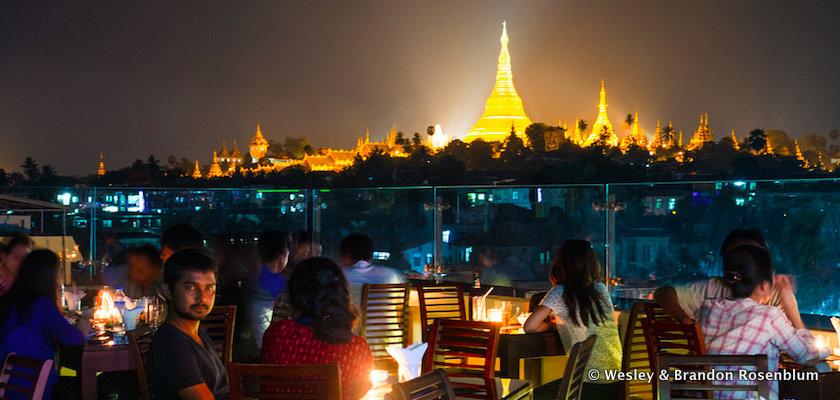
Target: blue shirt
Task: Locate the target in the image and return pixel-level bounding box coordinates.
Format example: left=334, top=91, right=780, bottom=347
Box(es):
left=0, top=297, right=84, bottom=399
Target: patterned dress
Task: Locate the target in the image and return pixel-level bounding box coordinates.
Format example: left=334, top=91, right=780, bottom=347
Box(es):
left=260, top=319, right=373, bottom=399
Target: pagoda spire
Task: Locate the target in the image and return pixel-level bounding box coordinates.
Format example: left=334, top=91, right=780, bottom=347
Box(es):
left=97, top=154, right=105, bottom=177
left=730, top=129, right=740, bottom=150
left=585, top=80, right=618, bottom=146
left=464, top=22, right=532, bottom=143
left=208, top=151, right=222, bottom=177
left=192, top=160, right=202, bottom=179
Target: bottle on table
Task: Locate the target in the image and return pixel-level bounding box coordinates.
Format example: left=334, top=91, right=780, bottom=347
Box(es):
left=112, top=287, right=127, bottom=344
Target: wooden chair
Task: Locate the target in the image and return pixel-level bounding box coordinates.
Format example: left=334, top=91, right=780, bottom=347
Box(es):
left=387, top=368, right=456, bottom=400
left=0, top=353, right=53, bottom=400
left=423, top=319, right=499, bottom=399
left=619, top=302, right=665, bottom=400
left=360, top=283, right=410, bottom=373
left=203, top=305, right=236, bottom=364
left=641, top=318, right=705, bottom=396
left=657, top=354, right=769, bottom=400
left=417, top=284, right=467, bottom=341
left=127, top=325, right=155, bottom=400
left=556, top=335, right=598, bottom=400
left=227, top=363, right=341, bottom=400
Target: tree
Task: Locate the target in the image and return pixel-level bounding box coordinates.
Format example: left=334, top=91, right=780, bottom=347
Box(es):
left=622, top=113, right=635, bottom=131
left=525, top=123, right=549, bottom=152
left=395, top=131, right=406, bottom=147
left=577, top=120, right=588, bottom=132
left=748, top=129, right=768, bottom=154
left=20, top=157, right=39, bottom=182
left=662, top=125, right=675, bottom=148
left=283, top=137, right=313, bottom=159
left=412, top=132, right=423, bottom=147
left=426, top=126, right=435, bottom=136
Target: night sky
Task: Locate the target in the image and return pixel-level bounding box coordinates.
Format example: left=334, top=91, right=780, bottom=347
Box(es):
left=2, top=1, right=839, bottom=176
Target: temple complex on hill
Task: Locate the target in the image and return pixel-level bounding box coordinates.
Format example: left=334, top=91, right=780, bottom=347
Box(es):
left=145, top=22, right=754, bottom=178
left=463, top=22, right=532, bottom=144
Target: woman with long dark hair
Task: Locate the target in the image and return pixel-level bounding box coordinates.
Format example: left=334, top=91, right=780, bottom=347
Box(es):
left=260, top=257, right=373, bottom=399
left=0, top=249, right=86, bottom=399
left=523, top=240, right=622, bottom=399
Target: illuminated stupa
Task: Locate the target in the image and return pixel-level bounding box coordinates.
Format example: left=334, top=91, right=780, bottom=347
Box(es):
left=584, top=80, right=618, bottom=147
left=464, top=22, right=532, bottom=143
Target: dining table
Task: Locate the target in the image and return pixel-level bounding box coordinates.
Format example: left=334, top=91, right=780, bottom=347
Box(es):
left=497, top=330, right=565, bottom=379
left=60, top=337, right=136, bottom=400
left=778, top=354, right=840, bottom=400
left=363, top=376, right=532, bottom=400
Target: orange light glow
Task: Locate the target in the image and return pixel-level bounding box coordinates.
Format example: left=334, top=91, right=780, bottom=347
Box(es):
left=93, top=288, right=123, bottom=323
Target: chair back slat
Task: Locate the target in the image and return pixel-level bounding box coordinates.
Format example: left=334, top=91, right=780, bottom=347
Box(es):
left=360, top=283, right=410, bottom=372
left=388, top=369, right=456, bottom=400
left=417, top=284, right=466, bottom=342
left=657, top=354, right=769, bottom=400
left=128, top=325, right=155, bottom=400
left=641, top=317, right=705, bottom=397
left=621, top=302, right=667, bottom=400
left=203, top=305, right=236, bottom=364
left=423, top=319, right=499, bottom=383
left=227, top=363, right=341, bottom=400
left=555, top=335, right=597, bottom=400
left=0, top=353, right=53, bottom=400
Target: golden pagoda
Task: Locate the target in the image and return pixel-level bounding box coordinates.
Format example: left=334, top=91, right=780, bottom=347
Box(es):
left=192, top=160, right=202, bottom=179
left=97, top=154, right=105, bottom=177
left=730, top=129, right=740, bottom=150
left=464, top=22, right=532, bottom=143
left=208, top=151, right=223, bottom=178
left=584, top=80, right=618, bottom=147
left=632, top=112, right=647, bottom=147
left=249, top=125, right=268, bottom=162
left=687, top=113, right=713, bottom=151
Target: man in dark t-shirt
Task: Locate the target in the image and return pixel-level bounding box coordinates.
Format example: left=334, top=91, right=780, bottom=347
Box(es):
left=150, top=249, right=230, bottom=400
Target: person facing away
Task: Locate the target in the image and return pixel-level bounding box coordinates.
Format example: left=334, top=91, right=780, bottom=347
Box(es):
left=654, top=228, right=787, bottom=324
left=125, top=244, right=165, bottom=299
left=339, top=233, right=405, bottom=311
left=0, top=250, right=86, bottom=400
left=150, top=249, right=230, bottom=400
left=0, top=232, right=33, bottom=296
left=523, top=240, right=622, bottom=400
left=240, top=229, right=291, bottom=362
left=698, top=245, right=824, bottom=400
left=271, top=230, right=321, bottom=322
left=160, top=223, right=204, bottom=263
left=261, top=257, right=374, bottom=400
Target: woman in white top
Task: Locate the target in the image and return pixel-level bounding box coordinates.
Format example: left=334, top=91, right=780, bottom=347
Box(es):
left=524, top=240, right=622, bottom=400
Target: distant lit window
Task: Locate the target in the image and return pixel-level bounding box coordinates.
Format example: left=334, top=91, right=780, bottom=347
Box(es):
left=256, top=192, right=263, bottom=199
left=668, top=198, right=676, bottom=210
left=512, top=191, right=519, bottom=200
left=442, top=230, right=451, bottom=243
left=477, top=193, right=486, bottom=201
left=735, top=198, right=746, bottom=206
left=57, top=193, right=71, bottom=206
left=467, top=193, right=476, bottom=202
left=655, top=199, right=662, bottom=209
left=373, top=251, right=390, bottom=261
left=465, top=247, right=473, bottom=262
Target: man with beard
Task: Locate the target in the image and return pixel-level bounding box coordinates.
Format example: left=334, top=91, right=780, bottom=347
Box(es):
left=150, top=249, right=230, bottom=400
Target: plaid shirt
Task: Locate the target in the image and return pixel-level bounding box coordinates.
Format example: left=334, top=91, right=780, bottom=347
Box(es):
left=698, top=297, right=819, bottom=400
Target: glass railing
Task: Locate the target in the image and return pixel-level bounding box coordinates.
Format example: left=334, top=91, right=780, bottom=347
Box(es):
left=1, top=178, right=838, bottom=318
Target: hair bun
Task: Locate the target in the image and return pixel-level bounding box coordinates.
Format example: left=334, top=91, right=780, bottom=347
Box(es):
left=724, top=271, right=742, bottom=283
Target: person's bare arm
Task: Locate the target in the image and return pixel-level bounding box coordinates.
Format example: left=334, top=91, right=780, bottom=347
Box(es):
left=774, top=276, right=806, bottom=330
left=177, top=383, right=215, bottom=400
left=523, top=305, right=552, bottom=333
left=653, top=286, right=693, bottom=324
